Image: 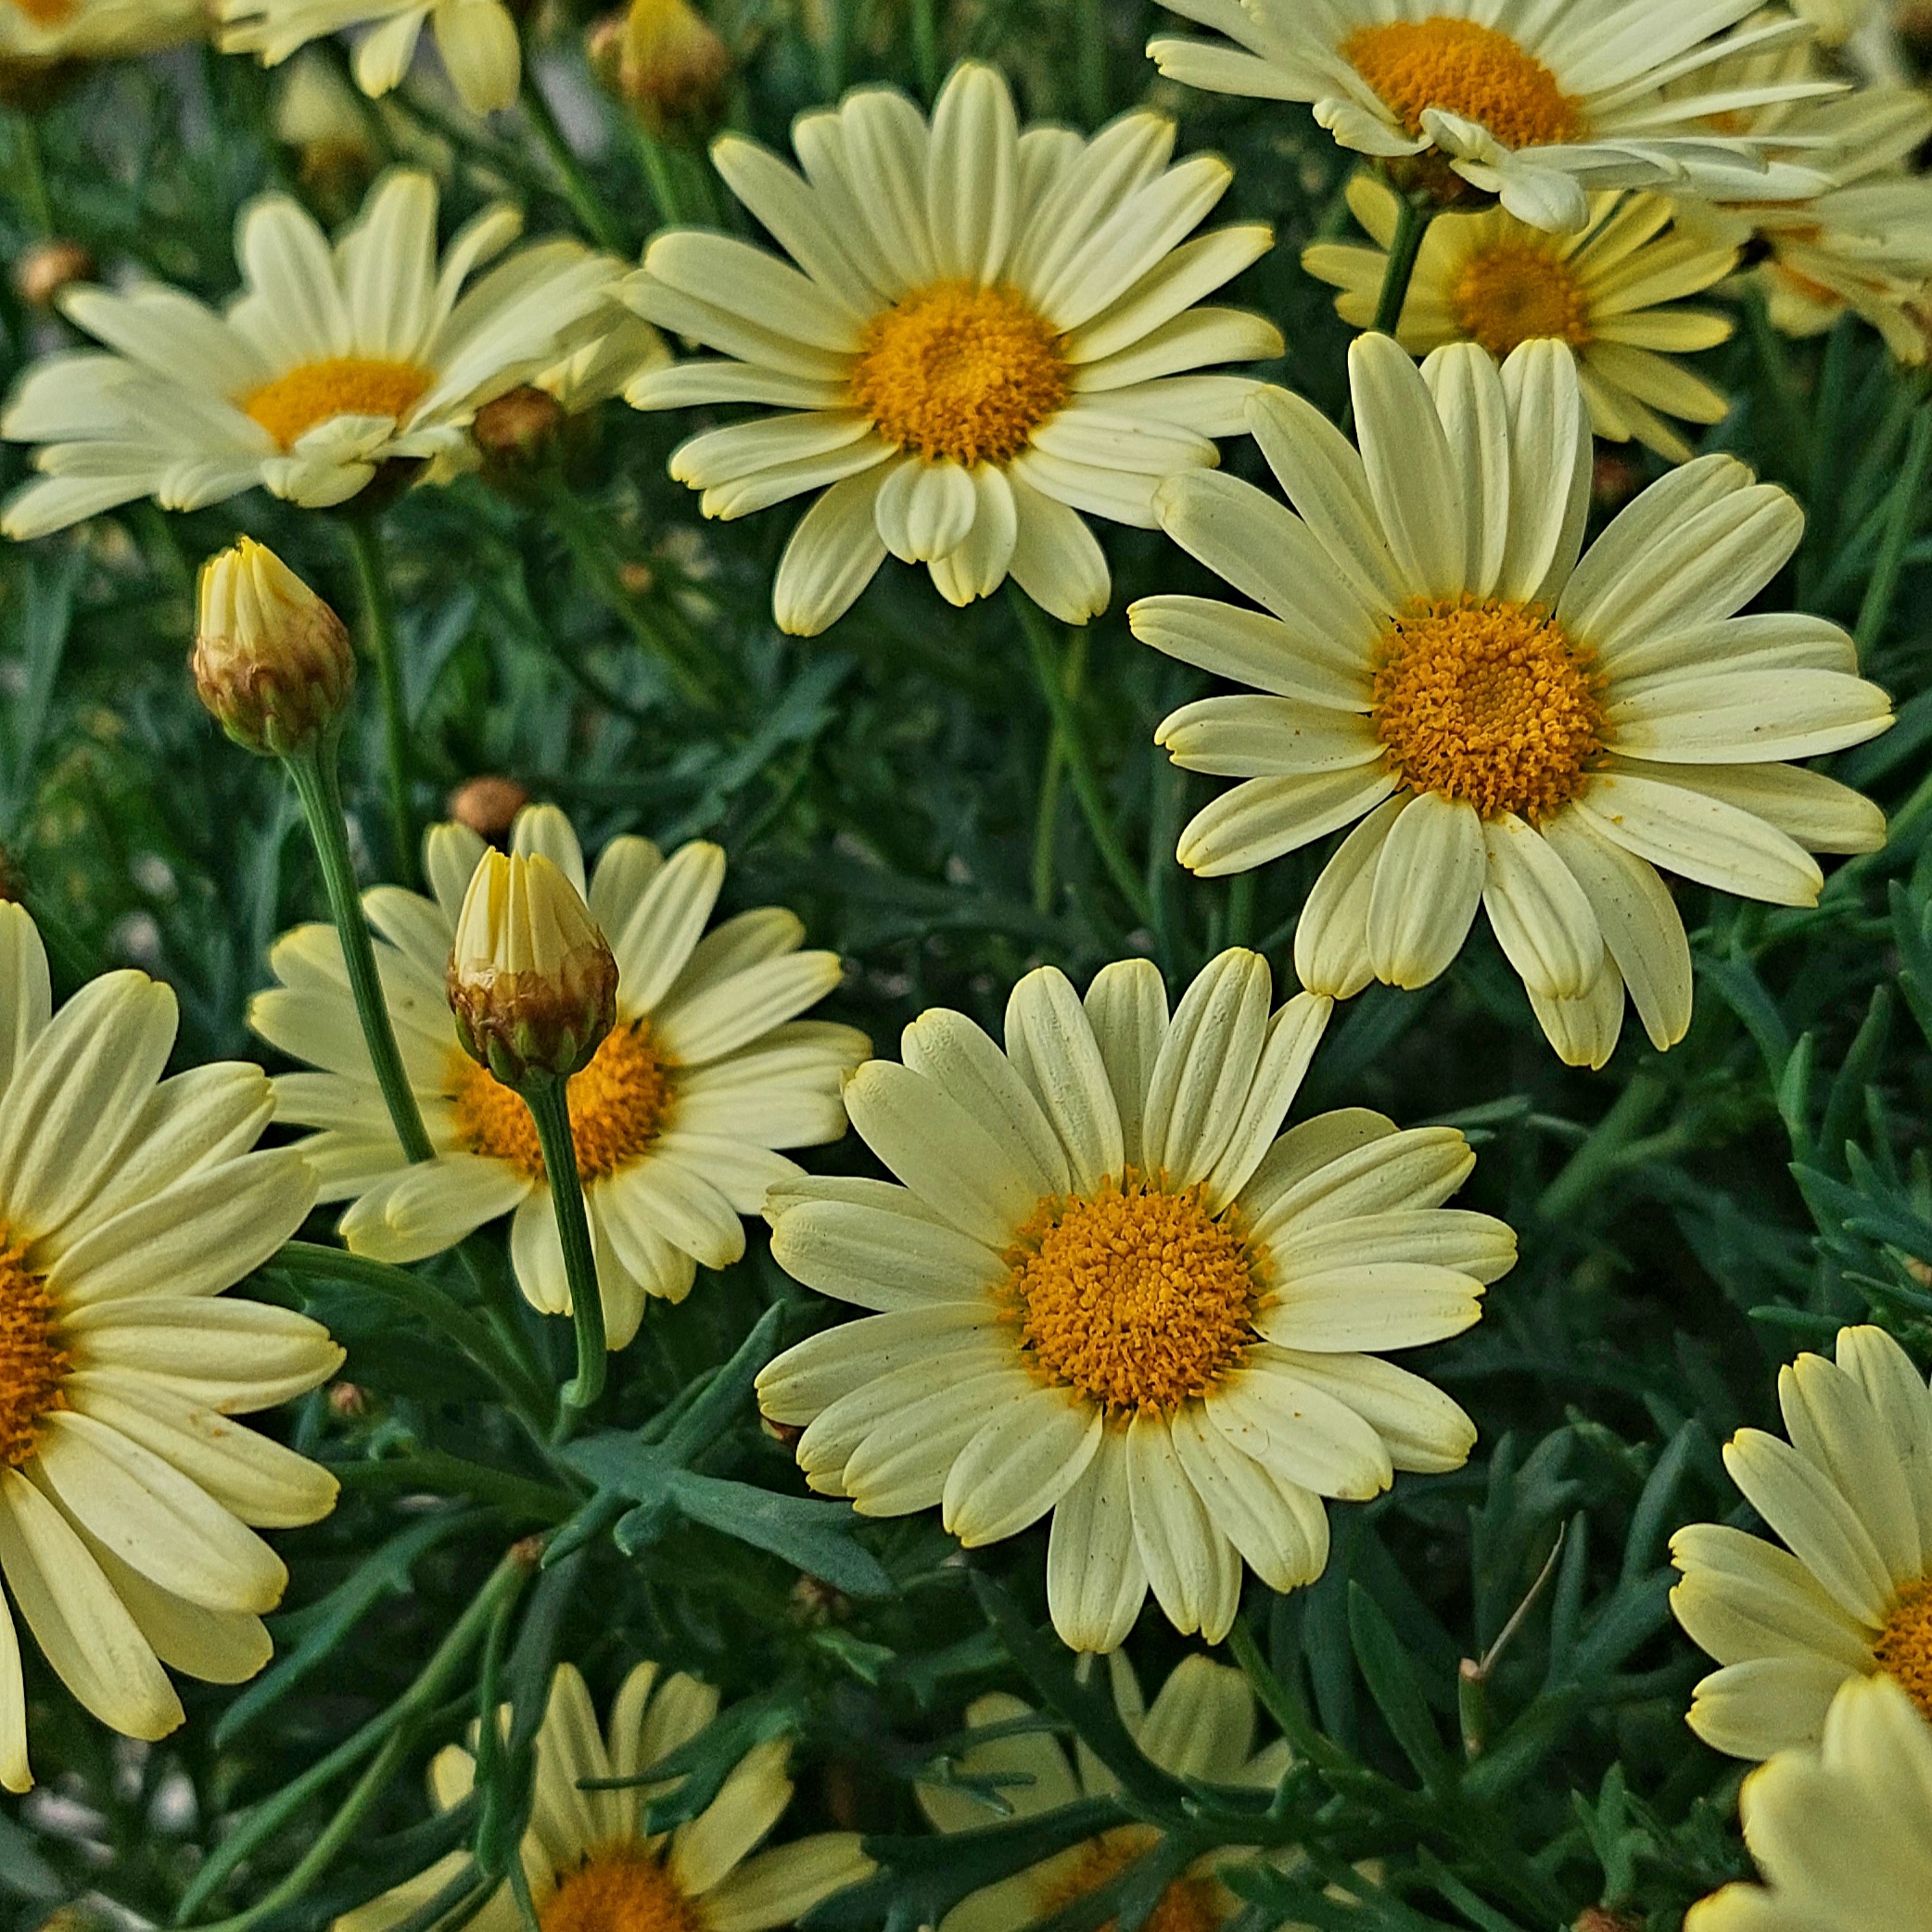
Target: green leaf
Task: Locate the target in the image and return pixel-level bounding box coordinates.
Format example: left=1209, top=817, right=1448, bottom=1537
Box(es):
left=1348, top=1582, right=1449, bottom=1787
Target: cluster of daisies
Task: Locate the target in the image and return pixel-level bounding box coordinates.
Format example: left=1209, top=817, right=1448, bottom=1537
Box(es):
left=0, top=0, right=1928, bottom=1926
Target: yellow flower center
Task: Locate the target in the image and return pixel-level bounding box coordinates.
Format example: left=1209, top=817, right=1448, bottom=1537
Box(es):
left=1341, top=18, right=1585, bottom=149
left=241, top=357, right=435, bottom=451
left=0, top=1232, right=68, bottom=1471
left=539, top=1849, right=706, bottom=1932
left=1875, top=1579, right=1932, bottom=1725
left=6, top=0, right=78, bottom=21
left=1003, top=1171, right=1256, bottom=1417
left=449, top=1021, right=675, bottom=1183
left=1041, top=1829, right=1224, bottom=1932
left=1452, top=241, right=1593, bottom=355
left=1371, top=595, right=1606, bottom=820
left=849, top=282, right=1069, bottom=467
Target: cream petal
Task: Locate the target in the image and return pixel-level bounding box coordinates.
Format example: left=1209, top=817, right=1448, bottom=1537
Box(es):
left=1046, top=1430, right=1147, bottom=1654
left=1350, top=333, right=1466, bottom=596
left=1606, top=669, right=1892, bottom=764
left=0, top=902, right=51, bottom=1100
left=1208, top=1357, right=1393, bottom=1502
left=65, top=1298, right=344, bottom=1413
left=1836, top=1327, right=1932, bottom=1562
left=1779, top=1354, right=1922, bottom=1587
left=1130, top=593, right=1373, bottom=711
left=901, top=1009, right=1068, bottom=1199
left=1497, top=337, right=1593, bottom=606
left=772, top=465, right=893, bottom=636
left=1723, top=1429, right=1895, bottom=1626
left=1004, top=473, right=1110, bottom=625
left=1141, top=947, right=1271, bottom=1187
left=1481, top=813, right=1604, bottom=1002
left=1526, top=949, right=1627, bottom=1071
left=1685, top=1653, right=1854, bottom=1760
left=1256, top=1261, right=1485, bottom=1353
left=1293, top=796, right=1404, bottom=1001
left=1201, top=992, right=1332, bottom=1212
left=926, top=63, right=1019, bottom=286
left=942, top=1390, right=1102, bottom=1546
left=1574, top=772, right=1823, bottom=907
left=1177, top=769, right=1399, bottom=878
left=1419, top=342, right=1510, bottom=598
left=703, top=1837, right=877, bottom=1932
left=756, top=1305, right=1007, bottom=1426
left=0, top=1586, right=24, bottom=1793
left=1082, top=959, right=1167, bottom=1173
left=1157, top=694, right=1382, bottom=777
left=1246, top=1125, right=1474, bottom=1245
left=1238, top=1109, right=1398, bottom=1224
left=1169, top=1403, right=1329, bottom=1594
left=1263, top=1349, right=1476, bottom=1474
left=1003, top=968, right=1124, bottom=1198
left=1125, top=1412, right=1242, bottom=1643
left=1366, top=791, right=1485, bottom=987
left=839, top=1365, right=1041, bottom=1517
left=1671, top=1524, right=1875, bottom=1672
left=768, top=1195, right=1000, bottom=1313
left=1635, top=761, right=1884, bottom=855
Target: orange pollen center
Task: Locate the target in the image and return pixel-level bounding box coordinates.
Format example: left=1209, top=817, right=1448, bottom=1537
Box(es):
left=1371, top=595, right=1606, bottom=820
left=241, top=357, right=435, bottom=451
left=1040, top=1829, right=1225, bottom=1932
left=0, top=1233, right=68, bottom=1471
left=1452, top=242, right=1593, bottom=355
left=6, top=0, right=78, bottom=21
left=1341, top=18, right=1584, bottom=150
left=1002, top=1170, right=1256, bottom=1417
left=449, top=1021, right=674, bottom=1183
left=849, top=281, right=1069, bottom=467
left=1875, top=1579, right=1932, bottom=1726
left=538, top=1849, right=706, bottom=1932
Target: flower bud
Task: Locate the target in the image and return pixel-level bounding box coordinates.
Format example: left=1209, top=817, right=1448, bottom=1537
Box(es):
left=447, top=848, right=618, bottom=1087
left=193, top=539, right=356, bottom=758
left=471, top=384, right=566, bottom=485
left=449, top=774, right=531, bottom=840
left=13, top=238, right=93, bottom=311
left=618, top=0, right=731, bottom=141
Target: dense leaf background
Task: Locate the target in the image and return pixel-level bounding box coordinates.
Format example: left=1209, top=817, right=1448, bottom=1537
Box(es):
left=3, top=4, right=1931, bottom=1928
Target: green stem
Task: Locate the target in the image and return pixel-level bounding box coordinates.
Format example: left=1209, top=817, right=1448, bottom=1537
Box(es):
left=912, top=0, right=941, bottom=96
left=1855, top=403, right=1932, bottom=654
left=175, top=1553, right=531, bottom=1931
left=327, top=1452, right=574, bottom=1524
left=8, top=110, right=52, bottom=235
left=525, top=1077, right=606, bottom=1413
left=623, top=117, right=689, bottom=230
left=1011, top=591, right=1151, bottom=924
left=1535, top=1074, right=1669, bottom=1225
left=1031, top=737, right=1067, bottom=915
left=285, top=748, right=436, bottom=1165
left=343, top=515, right=417, bottom=888
left=1370, top=190, right=1431, bottom=337
left=1076, top=0, right=1108, bottom=129
left=521, top=71, right=629, bottom=256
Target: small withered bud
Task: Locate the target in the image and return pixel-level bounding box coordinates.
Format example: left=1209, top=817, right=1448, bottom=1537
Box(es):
left=327, top=1381, right=370, bottom=1418
left=472, top=384, right=566, bottom=482
left=618, top=0, right=731, bottom=141
left=449, top=774, right=531, bottom=841
left=447, top=848, right=618, bottom=1087
left=14, top=237, right=93, bottom=311
left=585, top=11, right=625, bottom=91
left=193, top=538, right=356, bottom=758
left=1573, top=1912, right=1641, bottom=1932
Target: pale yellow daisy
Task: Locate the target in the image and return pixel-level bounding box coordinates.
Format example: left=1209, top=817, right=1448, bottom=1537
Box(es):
left=1685, top=1672, right=1932, bottom=1932
left=918, top=1653, right=1293, bottom=1931
left=1671, top=1324, right=1932, bottom=1760
left=1130, top=336, right=1893, bottom=1070
left=337, top=1661, right=874, bottom=1932
left=756, top=947, right=1509, bottom=1655
left=622, top=60, right=1281, bottom=635
left=0, top=900, right=342, bottom=1794
left=1, top=168, right=619, bottom=539
left=1303, top=174, right=1737, bottom=461
left=0, top=0, right=204, bottom=60
left=220, top=0, right=522, bottom=118
left=1148, top=0, right=1833, bottom=235
left=252, top=805, right=867, bottom=1352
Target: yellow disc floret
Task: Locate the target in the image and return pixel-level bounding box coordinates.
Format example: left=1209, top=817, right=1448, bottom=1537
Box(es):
left=241, top=357, right=436, bottom=450
left=1452, top=241, right=1593, bottom=355
left=539, top=1849, right=706, bottom=1932
left=6, top=0, right=78, bottom=20
left=449, top=1020, right=675, bottom=1182
left=1040, top=1828, right=1224, bottom=1932
left=1341, top=18, right=1584, bottom=149
left=0, top=1232, right=68, bottom=1471
left=1371, top=595, right=1605, bottom=820
left=850, top=282, right=1069, bottom=467
left=1875, top=1578, right=1932, bottom=1726
left=1004, top=1171, right=1256, bottom=1416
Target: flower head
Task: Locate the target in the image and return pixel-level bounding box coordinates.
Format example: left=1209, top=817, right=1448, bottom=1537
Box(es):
left=194, top=538, right=357, bottom=758
left=618, top=0, right=731, bottom=139
left=220, top=0, right=522, bottom=118
left=1148, top=0, right=1833, bottom=232
left=0, top=0, right=204, bottom=62
left=252, top=804, right=867, bottom=1349
left=757, top=948, right=1509, bottom=1653
left=0, top=900, right=341, bottom=1793
left=1303, top=176, right=1738, bottom=460
left=1, top=168, right=619, bottom=538
left=919, top=1653, right=1290, bottom=1930
left=449, top=848, right=620, bottom=1087
left=624, top=60, right=1281, bottom=634
left=1131, top=337, right=1893, bottom=1069
left=1671, top=1323, right=1932, bottom=1760
left=337, top=1660, right=874, bottom=1932
left=1684, top=1672, right=1932, bottom=1931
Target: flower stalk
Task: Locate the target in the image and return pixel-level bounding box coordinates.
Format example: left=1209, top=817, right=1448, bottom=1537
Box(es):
left=527, top=1075, right=608, bottom=1416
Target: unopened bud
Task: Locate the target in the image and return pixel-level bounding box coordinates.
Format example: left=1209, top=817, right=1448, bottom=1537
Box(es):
left=1574, top=1913, right=1641, bottom=1932
left=472, top=385, right=566, bottom=480
left=327, top=1381, right=369, bottom=1417
left=447, top=848, right=618, bottom=1086
left=619, top=0, right=731, bottom=141
left=449, top=775, right=531, bottom=840
left=193, top=539, right=355, bottom=757
left=14, top=238, right=93, bottom=310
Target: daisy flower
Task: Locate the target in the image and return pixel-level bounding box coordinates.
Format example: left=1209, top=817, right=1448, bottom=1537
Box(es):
left=252, top=805, right=867, bottom=1352
left=1685, top=1673, right=1932, bottom=1932
left=1671, top=1324, right=1932, bottom=1760
left=1303, top=174, right=1738, bottom=461
left=1147, top=0, right=1834, bottom=233
left=219, top=0, right=522, bottom=119
left=917, top=1653, right=1290, bottom=1930
left=0, top=0, right=204, bottom=61
left=0, top=900, right=341, bottom=1794
left=756, top=947, right=1510, bottom=1655
left=0, top=167, right=619, bottom=540
left=337, top=1661, right=875, bottom=1932
left=1130, top=337, right=1893, bottom=1070
left=622, top=60, right=1281, bottom=636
